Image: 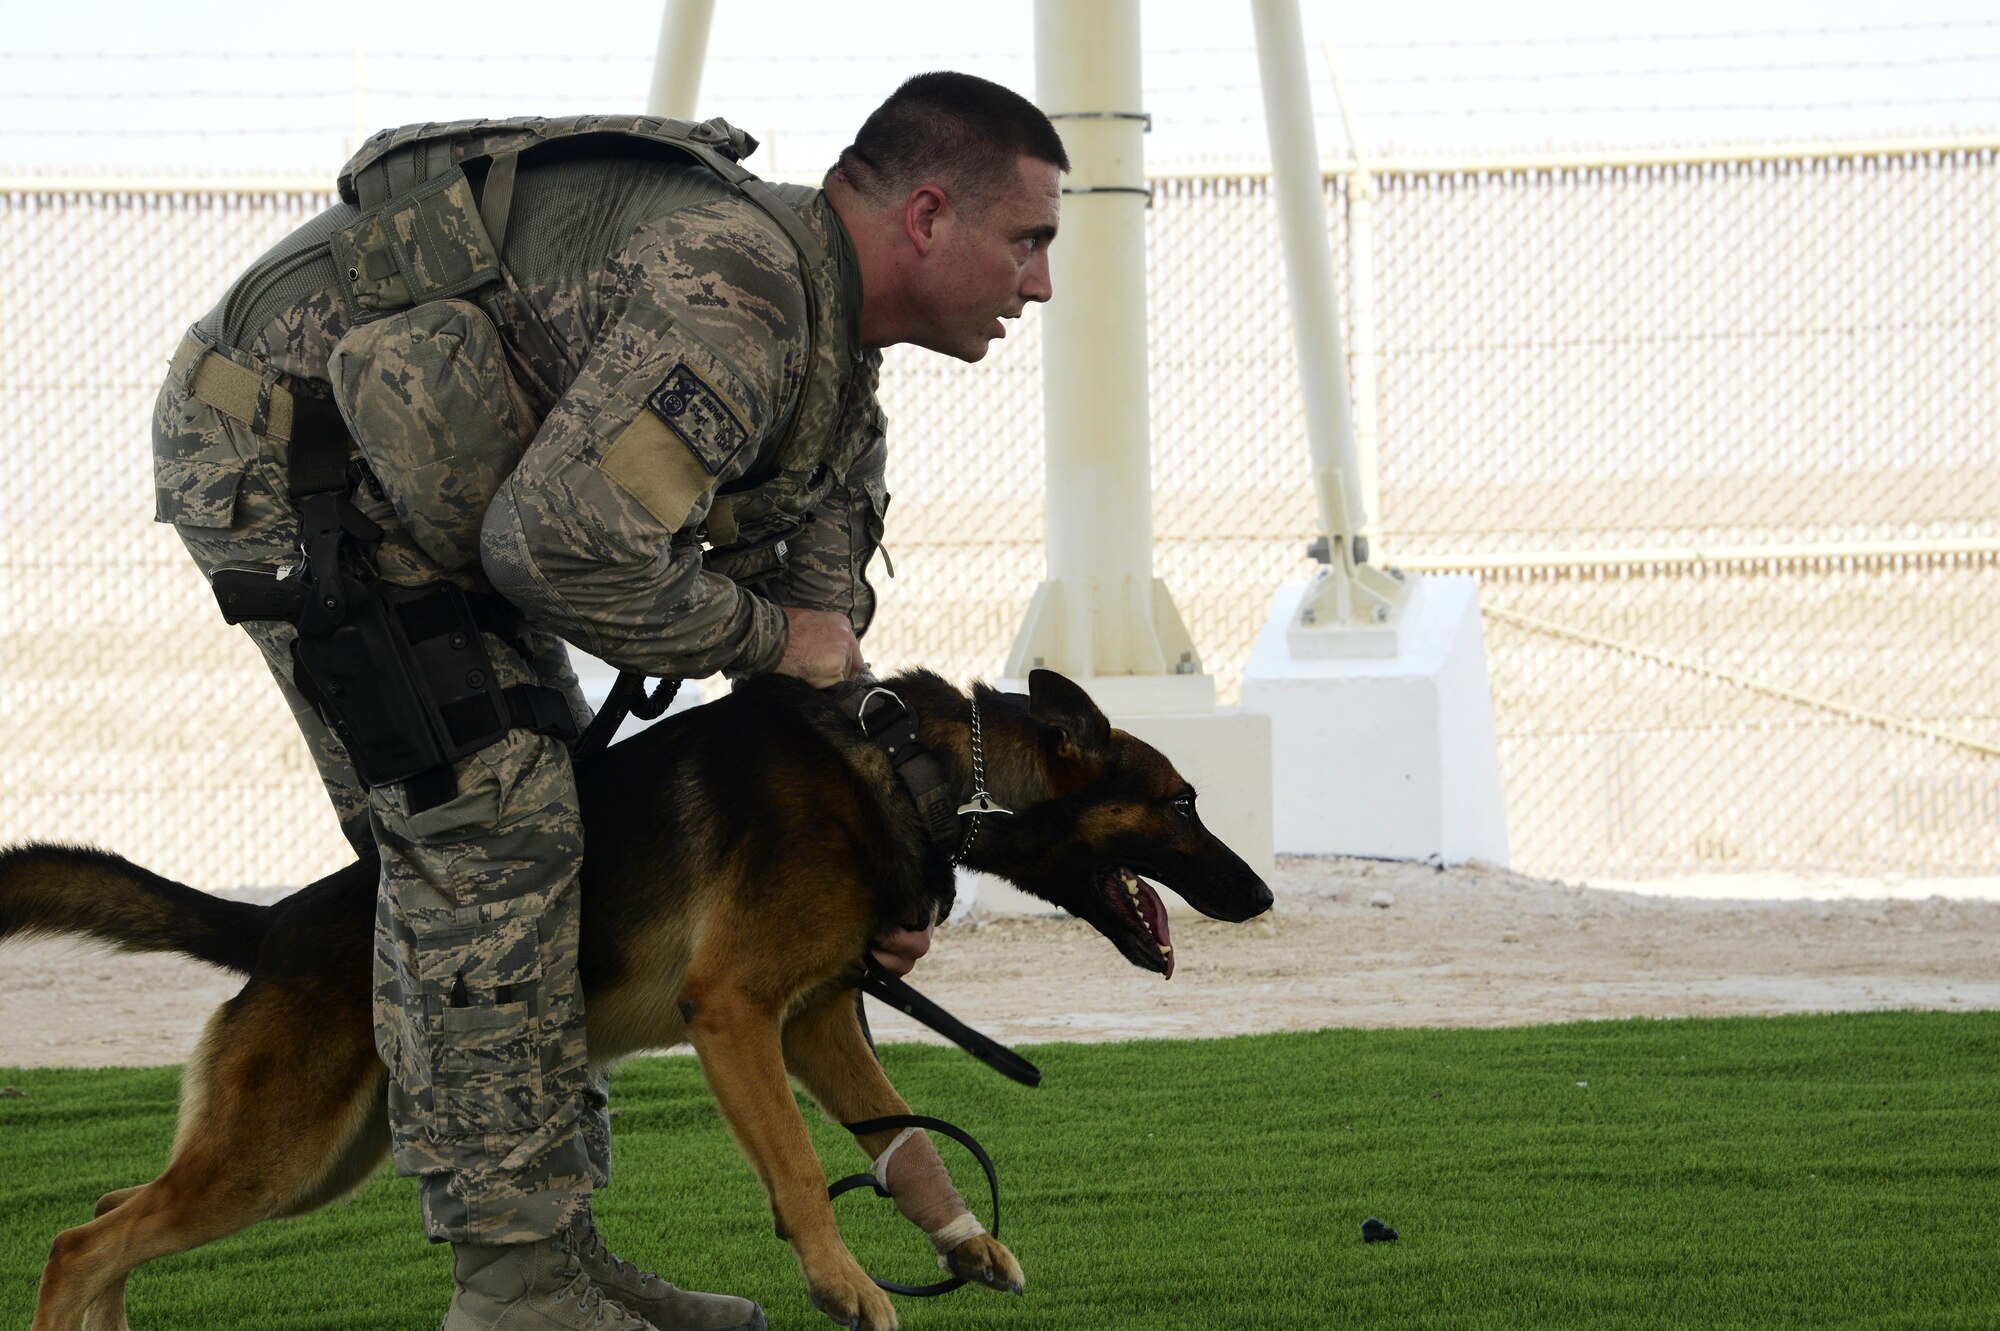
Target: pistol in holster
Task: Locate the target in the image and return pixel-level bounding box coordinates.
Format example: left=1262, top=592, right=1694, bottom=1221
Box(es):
left=209, top=489, right=527, bottom=792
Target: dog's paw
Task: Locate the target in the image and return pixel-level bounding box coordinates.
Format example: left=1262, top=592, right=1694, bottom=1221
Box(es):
left=943, top=1233, right=1025, bottom=1296
left=807, top=1256, right=898, bottom=1331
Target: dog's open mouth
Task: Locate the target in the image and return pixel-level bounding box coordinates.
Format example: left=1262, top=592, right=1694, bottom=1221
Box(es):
left=1099, top=865, right=1175, bottom=978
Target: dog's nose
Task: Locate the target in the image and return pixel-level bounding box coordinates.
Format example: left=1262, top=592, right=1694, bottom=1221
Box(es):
left=1216, top=875, right=1273, bottom=922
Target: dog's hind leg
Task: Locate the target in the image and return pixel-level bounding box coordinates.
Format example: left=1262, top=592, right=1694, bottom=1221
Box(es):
left=74, top=1191, right=147, bottom=1331
left=32, top=977, right=384, bottom=1331
left=78, top=1275, right=133, bottom=1331
left=782, top=990, right=1025, bottom=1296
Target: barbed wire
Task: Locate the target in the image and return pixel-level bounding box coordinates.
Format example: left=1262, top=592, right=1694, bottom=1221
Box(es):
left=1376, top=95, right=2000, bottom=118
left=0, top=89, right=352, bottom=101
left=13, top=51, right=1996, bottom=110
left=0, top=48, right=1007, bottom=65
left=1349, top=52, right=2000, bottom=85
left=15, top=95, right=2000, bottom=140
left=3, top=125, right=351, bottom=138
left=4, top=21, right=1996, bottom=65
left=1340, top=18, right=2000, bottom=49
left=6, top=53, right=1994, bottom=108
left=1168, top=95, right=2000, bottom=125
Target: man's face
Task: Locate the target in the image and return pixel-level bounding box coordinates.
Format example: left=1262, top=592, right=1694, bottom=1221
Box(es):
left=911, top=154, right=1061, bottom=362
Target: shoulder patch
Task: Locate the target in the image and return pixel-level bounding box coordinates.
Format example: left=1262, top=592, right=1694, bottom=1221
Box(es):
left=647, top=362, right=750, bottom=475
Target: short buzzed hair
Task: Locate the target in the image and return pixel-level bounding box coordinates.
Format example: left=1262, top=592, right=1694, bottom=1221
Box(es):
left=830, top=72, right=1069, bottom=209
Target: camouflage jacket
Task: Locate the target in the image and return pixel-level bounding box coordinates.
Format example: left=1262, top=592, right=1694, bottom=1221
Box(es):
left=195, top=135, right=886, bottom=680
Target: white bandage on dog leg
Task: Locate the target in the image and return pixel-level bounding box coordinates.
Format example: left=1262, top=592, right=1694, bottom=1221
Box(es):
left=872, top=1128, right=983, bottom=1253
left=871, top=1127, right=921, bottom=1182
left=928, top=1213, right=987, bottom=1255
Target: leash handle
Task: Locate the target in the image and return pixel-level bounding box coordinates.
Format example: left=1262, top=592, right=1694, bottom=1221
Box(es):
left=826, top=1112, right=1004, bottom=1298
left=574, top=672, right=680, bottom=763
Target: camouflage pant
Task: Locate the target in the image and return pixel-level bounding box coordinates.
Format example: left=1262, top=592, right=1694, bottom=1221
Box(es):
left=152, top=336, right=610, bottom=1244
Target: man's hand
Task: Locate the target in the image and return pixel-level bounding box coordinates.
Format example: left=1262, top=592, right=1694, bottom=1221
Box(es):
left=775, top=607, right=863, bottom=688
left=869, top=916, right=935, bottom=978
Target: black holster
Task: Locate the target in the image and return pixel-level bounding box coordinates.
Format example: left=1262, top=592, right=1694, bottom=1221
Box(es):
left=208, top=392, right=573, bottom=802
left=290, top=576, right=514, bottom=789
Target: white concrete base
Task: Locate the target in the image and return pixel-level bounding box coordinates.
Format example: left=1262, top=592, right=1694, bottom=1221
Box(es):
left=1239, top=575, right=1509, bottom=865
left=967, top=687, right=1274, bottom=918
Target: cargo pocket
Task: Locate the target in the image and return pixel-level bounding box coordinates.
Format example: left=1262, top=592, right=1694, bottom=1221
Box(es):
left=416, top=914, right=548, bottom=1137
left=328, top=299, right=537, bottom=572
left=152, top=373, right=253, bottom=530
left=392, top=746, right=505, bottom=845
left=153, top=456, right=250, bottom=529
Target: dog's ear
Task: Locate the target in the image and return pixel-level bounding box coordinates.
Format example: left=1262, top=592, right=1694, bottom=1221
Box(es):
left=1028, top=668, right=1111, bottom=760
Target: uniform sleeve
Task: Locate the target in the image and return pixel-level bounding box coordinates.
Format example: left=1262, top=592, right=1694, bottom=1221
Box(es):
left=766, top=398, right=891, bottom=638
left=480, top=199, right=812, bottom=679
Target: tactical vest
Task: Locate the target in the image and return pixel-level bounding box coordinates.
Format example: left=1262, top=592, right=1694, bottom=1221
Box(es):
left=329, top=114, right=876, bottom=570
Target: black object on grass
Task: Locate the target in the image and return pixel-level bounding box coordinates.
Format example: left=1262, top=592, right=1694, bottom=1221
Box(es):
left=1361, top=1217, right=1399, bottom=1243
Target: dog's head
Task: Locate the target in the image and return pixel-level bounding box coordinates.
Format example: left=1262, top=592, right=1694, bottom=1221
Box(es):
left=973, top=670, right=1274, bottom=977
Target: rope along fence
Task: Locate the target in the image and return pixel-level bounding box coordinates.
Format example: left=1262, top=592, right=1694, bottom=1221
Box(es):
left=2, top=140, right=1993, bottom=885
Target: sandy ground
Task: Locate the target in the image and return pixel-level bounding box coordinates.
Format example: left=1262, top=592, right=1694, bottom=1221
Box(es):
left=2, top=857, right=1996, bottom=1070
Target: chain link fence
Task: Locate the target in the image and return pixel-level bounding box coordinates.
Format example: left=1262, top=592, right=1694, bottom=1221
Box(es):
left=2, top=139, right=1993, bottom=887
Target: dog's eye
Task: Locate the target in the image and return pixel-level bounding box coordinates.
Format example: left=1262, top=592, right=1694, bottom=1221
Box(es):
left=1172, top=793, right=1197, bottom=822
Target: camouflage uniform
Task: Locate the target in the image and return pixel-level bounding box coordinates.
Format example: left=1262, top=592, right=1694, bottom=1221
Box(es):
left=151, top=119, right=888, bottom=1243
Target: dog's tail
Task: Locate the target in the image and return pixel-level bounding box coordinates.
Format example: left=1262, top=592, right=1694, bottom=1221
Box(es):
left=0, top=842, right=270, bottom=974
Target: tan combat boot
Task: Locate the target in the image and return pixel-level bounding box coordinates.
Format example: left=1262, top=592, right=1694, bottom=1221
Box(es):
left=567, top=1218, right=766, bottom=1331
left=443, top=1232, right=658, bottom=1331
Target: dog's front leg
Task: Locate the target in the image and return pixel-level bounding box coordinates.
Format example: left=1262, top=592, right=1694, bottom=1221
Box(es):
left=783, top=992, right=1026, bottom=1297
left=681, top=981, right=897, bottom=1331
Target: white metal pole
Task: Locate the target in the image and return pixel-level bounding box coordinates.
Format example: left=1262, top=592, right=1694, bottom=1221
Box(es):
left=1251, top=0, right=1408, bottom=637
left=1322, top=40, right=1382, bottom=542
left=1251, top=0, right=1363, bottom=548
left=647, top=0, right=715, bottom=120
left=1027, top=0, right=1164, bottom=676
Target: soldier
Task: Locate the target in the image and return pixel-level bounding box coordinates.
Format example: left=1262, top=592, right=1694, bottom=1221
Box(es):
left=151, top=73, right=1066, bottom=1331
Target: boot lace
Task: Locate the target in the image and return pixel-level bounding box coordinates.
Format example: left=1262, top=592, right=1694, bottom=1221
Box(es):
left=574, top=1224, right=672, bottom=1296
left=552, top=1259, right=643, bottom=1329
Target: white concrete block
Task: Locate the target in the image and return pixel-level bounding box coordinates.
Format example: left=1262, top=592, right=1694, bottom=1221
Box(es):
left=969, top=698, right=1274, bottom=918
left=1239, top=575, right=1509, bottom=865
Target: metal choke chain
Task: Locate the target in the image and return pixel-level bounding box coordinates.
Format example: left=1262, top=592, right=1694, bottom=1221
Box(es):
left=953, top=694, right=992, bottom=866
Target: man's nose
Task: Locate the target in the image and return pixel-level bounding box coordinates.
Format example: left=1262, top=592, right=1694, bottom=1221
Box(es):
left=1022, top=252, right=1053, bottom=304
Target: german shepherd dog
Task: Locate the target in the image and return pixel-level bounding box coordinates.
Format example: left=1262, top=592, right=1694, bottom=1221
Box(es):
left=2, top=668, right=1272, bottom=1331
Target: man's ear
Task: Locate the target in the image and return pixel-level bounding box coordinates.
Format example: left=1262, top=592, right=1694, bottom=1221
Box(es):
left=1028, top=668, right=1111, bottom=760
left=903, top=184, right=947, bottom=256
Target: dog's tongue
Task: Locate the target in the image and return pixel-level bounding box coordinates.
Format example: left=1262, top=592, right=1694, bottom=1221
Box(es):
left=1135, top=875, right=1175, bottom=979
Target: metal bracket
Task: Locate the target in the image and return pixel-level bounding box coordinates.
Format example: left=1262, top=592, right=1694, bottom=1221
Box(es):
left=1060, top=184, right=1155, bottom=207
left=1047, top=110, right=1152, bottom=132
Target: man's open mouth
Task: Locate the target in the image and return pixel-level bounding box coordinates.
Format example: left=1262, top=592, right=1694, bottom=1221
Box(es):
left=1098, top=864, right=1175, bottom=978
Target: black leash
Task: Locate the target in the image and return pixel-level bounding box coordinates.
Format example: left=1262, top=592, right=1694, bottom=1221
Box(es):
left=826, top=1112, right=1004, bottom=1298
left=859, top=956, right=1042, bottom=1089
left=572, top=671, right=680, bottom=761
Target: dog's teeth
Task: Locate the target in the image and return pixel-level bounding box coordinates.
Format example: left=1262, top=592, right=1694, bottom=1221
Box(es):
left=1120, top=868, right=1138, bottom=886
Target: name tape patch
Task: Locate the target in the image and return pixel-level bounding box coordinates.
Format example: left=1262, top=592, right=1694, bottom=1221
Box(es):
left=646, top=363, right=750, bottom=476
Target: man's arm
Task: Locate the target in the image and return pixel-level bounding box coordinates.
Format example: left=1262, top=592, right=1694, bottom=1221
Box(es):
left=481, top=200, right=812, bottom=680
left=764, top=393, right=891, bottom=640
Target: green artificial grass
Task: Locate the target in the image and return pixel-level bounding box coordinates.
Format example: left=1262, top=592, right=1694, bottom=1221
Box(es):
left=3, top=1012, right=1996, bottom=1330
